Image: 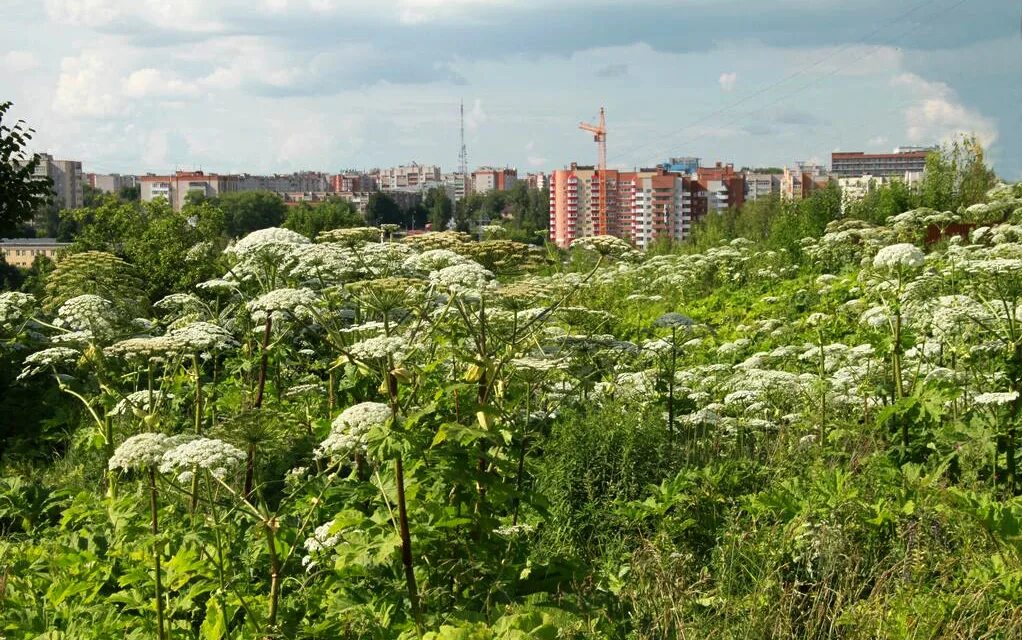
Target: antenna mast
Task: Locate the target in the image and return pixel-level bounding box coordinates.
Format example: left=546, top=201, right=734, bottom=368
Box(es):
left=459, top=100, right=469, bottom=199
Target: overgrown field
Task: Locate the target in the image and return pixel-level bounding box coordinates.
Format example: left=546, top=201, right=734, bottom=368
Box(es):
left=3, top=183, right=1022, bottom=639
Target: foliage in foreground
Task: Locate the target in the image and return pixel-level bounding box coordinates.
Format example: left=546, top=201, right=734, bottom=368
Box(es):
left=1, top=183, right=1022, bottom=638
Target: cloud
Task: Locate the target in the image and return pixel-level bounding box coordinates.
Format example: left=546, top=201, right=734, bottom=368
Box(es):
left=527, top=155, right=549, bottom=168
left=53, top=52, right=123, bottom=117
left=718, top=71, right=737, bottom=91
left=868, top=135, right=888, bottom=147
left=595, top=63, right=628, bottom=78
left=1, top=50, right=41, bottom=72
left=122, top=68, right=200, bottom=99
left=465, top=98, right=487, bottom=132
left=891, top=73, right=998, bottom=147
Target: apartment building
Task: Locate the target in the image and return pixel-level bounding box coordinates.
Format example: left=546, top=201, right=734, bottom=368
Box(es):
left=330, top=172, right=376, bottom=193
left=0, top=237, right=70, bottom=268
left=525, top=172, right=548, bottom=191
left=472, top=167, right=518, bottom=194
left=831, top=149, right=933, bottom=178
left=24, top=153, right=83, bottom=210
left=237, top=172, right=330, bottom=193
left=87, top=173, right=137, bottom=194
left=743, top=173, right=781, bottom=201
left=139, top=171, right=240, bottom=211
left=548, top=164, right=706, bottom=250
left=377, top=164, right=442, bottom=190
left=696, top=162, right=745, bottom=212
left=660, top=156, right=700, bottom=176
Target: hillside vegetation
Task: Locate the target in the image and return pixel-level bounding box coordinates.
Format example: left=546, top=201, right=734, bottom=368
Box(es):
left=2, top=182, right=1022, bottom=639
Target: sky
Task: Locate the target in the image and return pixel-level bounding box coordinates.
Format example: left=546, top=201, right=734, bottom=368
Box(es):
left=1, top=0, right=1019, bottom=179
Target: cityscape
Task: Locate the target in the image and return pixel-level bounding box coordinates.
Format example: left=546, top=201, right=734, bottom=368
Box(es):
left=4, top=138, right=936, bottom=264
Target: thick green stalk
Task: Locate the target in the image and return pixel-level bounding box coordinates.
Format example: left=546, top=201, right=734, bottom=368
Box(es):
left=149, top=467, right=167, bottom=640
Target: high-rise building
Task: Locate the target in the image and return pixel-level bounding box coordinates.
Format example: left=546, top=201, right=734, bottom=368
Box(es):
left=831, top=148, right=933, bottom=178
left=695, top=162, right=745, bottom=212
left=660, top=156, right=700, bottom=175
left=526, top=172, right=548, bottom=191
left=548, top=164, right=706, bottom=250
left=140, top=171, right=240, bottom=211
left=330, top=172, right=376, bottom=193
left=377, top=164, right=442, bottom=190
left=237, top=172, right=330, bottom=193
left=743, top=173, right=780, bottom=201
left=25, top=153, right=83, bottom=210
left=87, top=173, right=137, bottom=194
left=472, top=167, right=517, bottom=194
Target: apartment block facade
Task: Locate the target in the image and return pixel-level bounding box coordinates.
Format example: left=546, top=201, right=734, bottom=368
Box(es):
left=27, top=153, right=83, bottom=210
left=472, top=167, right=518, bottom=194
left=376, top=164, right=442, bottom=190
left=831, top=149, right=932, bottom=178
left=696, top=162, right=745, bottom=212
left=140, top=171, right=240, bottom=211
left=237, top=172, right=330, bottom=193
left=87, top=173, right=137, bottom=194
left=548, top=164, right=706, bottom=250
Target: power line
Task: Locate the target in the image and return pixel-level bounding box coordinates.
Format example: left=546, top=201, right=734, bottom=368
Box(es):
left=638, top=0, right=969, bottom=165
left=608, top=0, right=959, bottom=166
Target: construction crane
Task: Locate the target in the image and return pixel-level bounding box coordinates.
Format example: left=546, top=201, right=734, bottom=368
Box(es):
left=578, top=107, right=608, bottom=236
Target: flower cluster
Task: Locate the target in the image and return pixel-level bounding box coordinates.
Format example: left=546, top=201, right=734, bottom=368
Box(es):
left=317, top=402, right=391, bottom=457
left=348, top=335, right=408, bottom=363
left=111, top=390, right=174, bottom=417
left=246, top=288, right=320, bottom=323
left=872, top=243, right=925, bottom=272
left=159, top=437, right=246, bottom=482
left=17, top=347, right=80, bottom=380
left=108, top=432, right=172, bottom=470
left=429, top=262, right=495, bottom=294
left=0, top=291, right=35, bottom=333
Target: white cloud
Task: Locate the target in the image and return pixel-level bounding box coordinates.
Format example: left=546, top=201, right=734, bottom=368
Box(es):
left=465, top=98, right=487, bottom=131
left=53, top=52, right=123, bottom=117
left=891, top=73, right=998, bottom=147
left=1, top=50, right=41, bottom=72
left=122, top=68, right=200, bottom=99
left=45, top=0, right=225, bottom=32
left=527, top=155, right=549, bottom=168
left=718, top=71, right=737, bottom=91
left=868, top=135, right=888, bottom=147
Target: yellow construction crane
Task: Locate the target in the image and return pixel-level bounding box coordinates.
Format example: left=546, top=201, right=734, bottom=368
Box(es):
left=578, top=107, right=607, bottom=236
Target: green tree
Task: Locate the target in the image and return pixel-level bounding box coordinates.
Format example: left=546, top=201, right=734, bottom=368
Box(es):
left=283, top=198, right=362, bottom=239
left=920, top=134, right=995, bottom=212
left=118, top=184, right=141, bottom=202
left=423, top=187, right=453, bottom=231
left=0, top=101, right=52, bottom=235
left=212, top=191, right=286, bottom=237
left=364, top=192, right=404, bottom=227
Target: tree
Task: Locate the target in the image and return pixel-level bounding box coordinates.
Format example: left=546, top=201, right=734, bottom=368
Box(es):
left=0, top=101, right=52, bottom=235
left=920, top=134, right=996, bottom=212
left=118, top=184, right=141, bottom=202
left=423, top=187, right=453, bottom=231
left=212, top=191, right=286, bottom=237
left=283, top=198, right=362, bottom=239
left=364, top=193, right=404, bottom=227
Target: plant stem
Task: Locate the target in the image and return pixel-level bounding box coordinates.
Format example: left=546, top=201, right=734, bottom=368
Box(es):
left=255, top=317, right=272, bottom=409
left=395, top=454, right=423, bottom=635
left=263, top=519, right=281, bottom=630
left=149, top=467, right=167, bottom=640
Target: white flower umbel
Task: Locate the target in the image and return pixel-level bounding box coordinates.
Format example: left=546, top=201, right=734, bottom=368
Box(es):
left=429, top=262, right=495, bottom=294
left=169, top=321, right=237, bottom=354
left=348, top=335, right=408, bottom=363
left=872, top=243, right=925, bottom=272
left=225, top=227, right=310, bottom=257
left=111, top=390, right=174, bottom=417
left=17, top=347, right=79, bottom=380
left=105, top=336, right=181, bottom=362
left=159, top=437, right=246, bottom=482
left=402, top=249, right=471, bottom=274
left=974, top=391, right=1019, bottom=407
left=55, top=294, right=117, bottom=337
left=246, top=288, right=320, bottom=323
left=108, top=433, right=172, bottom=470
left=0, top=291, right=35, bottom=333
left=302, top=520, right=342, bottom=569
left=317, top=401, right=391, bottom=458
